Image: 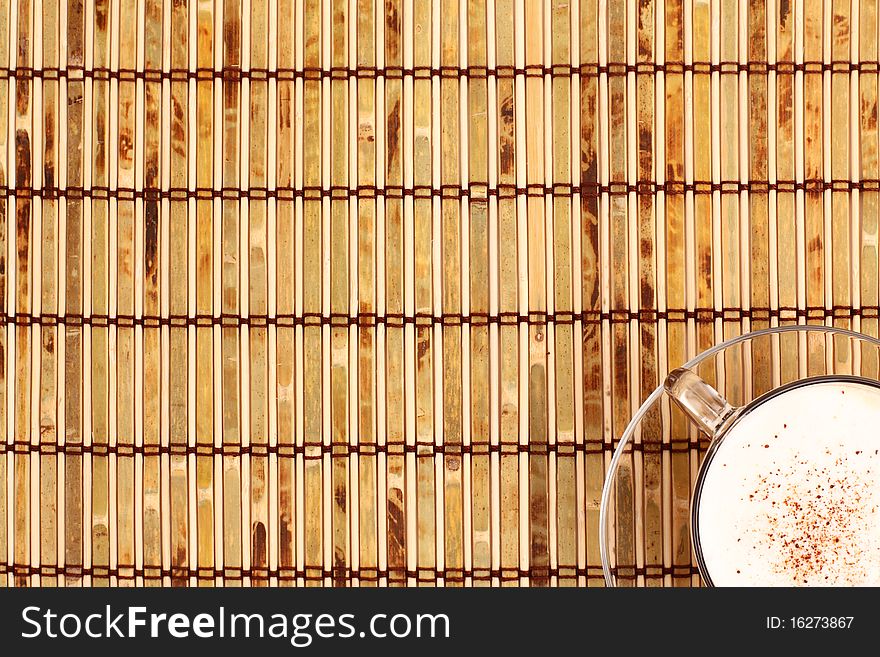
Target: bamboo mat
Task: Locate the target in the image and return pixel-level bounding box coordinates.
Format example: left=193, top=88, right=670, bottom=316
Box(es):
left=0, top=0, right=876, bottom=587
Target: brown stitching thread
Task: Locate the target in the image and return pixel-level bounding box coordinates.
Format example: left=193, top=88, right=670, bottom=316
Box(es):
left=7, top=180, right=873, bottom=200
left=2, top=562, right=620, bottom=580
left=8, top=60, right=878, bottom=82
left=0, top=441, right=660, bottom=457
left=0, top=307, right=863, bottom=328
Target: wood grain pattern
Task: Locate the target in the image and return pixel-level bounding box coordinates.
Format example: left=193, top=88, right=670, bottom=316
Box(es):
left=0, top=0, right=874, bottom=587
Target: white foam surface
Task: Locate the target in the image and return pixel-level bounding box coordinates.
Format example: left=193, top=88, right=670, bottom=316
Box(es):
left=697, top=379, right=880, bottom=586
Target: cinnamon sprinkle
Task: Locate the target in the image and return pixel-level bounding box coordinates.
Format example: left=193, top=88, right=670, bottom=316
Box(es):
left=746, top=454, right=873, bottom=585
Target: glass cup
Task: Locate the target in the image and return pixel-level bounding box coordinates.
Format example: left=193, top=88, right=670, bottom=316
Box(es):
left=666, top=368, right=880, bottom=586
left=600, top=325, right=880, bottom=587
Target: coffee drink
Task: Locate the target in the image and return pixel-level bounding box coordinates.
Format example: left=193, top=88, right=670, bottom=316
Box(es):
left=695, top=378, right=880, bottom=586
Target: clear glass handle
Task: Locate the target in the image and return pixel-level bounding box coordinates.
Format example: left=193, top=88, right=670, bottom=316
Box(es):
left=664, top=367, right=739, bottom=438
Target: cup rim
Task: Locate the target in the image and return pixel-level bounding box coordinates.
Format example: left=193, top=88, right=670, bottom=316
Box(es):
left=599, top=324, right=880, bottom=587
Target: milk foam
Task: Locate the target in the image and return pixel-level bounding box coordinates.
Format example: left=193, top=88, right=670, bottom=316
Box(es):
left=696, top=378, right=880, bottom=586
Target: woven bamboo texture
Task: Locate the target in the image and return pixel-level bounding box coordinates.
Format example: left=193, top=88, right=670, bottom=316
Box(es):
left=0, top=0, right=876, bottom=586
